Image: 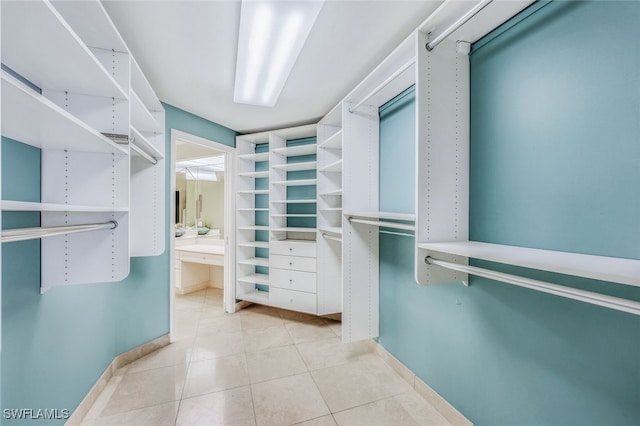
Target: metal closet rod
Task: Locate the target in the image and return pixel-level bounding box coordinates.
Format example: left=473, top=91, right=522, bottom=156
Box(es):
left=321, top=233, right=342, bottom=243
left=348, top=57, right=415, bottom=114
left=426, top=0, right=494, bottom=51
left=425, top=256, right=640, bottom=317
left=348, top=217, right=416, bottom=232
left=2, top=221, right=118, bottom=243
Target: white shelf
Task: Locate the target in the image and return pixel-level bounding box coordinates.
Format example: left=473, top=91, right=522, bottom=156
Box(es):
left=238, top=208, right=269, bottom=212
left=319, top=159, right=343, bottom=173
left=319, top=227, right=343, bottom=236
left=418, top=241, right=640, bottom=287
left=271, top=227, right=317, bottom=233
left=272, top=144, right=317, bottom=157
left=237, top=190, right=269, bottom=195
left=1, top=200, right=128, bottom=213
left=238, top=152, right=269, bottom=161
left=2, top=0, right=128, bottom=99
left=271, top=200, right=317, bottom=204
left=237, top=274, right=270, bottom=285
left=347, top=212, right=415, bottom=221
left=131, top=58, right=163, bottom=112
left=271, top=179, right=317, bottom=186
left=131, top=90, right=162, bottom=134
left=1, top=72, right=127, bottom=154
left=238, top=257, right=270, bottom=267
left=238, top=241, right=270, bottom=249
left=238, top=226, right=270, bottom=231
left=238, top=171, right=269, bottom=178
left=271, top=161, right=317, bottom=172
left=319, top=130, right=342, bottom=149
left=271, top=214, right=317, bottom=218
left=237, top=289, right=270, bottom=303
left=319, top=189, right=343, bottom=197
left=320, top=208, right=343, bottom=212
left=131, top=126, right=164, bottom=159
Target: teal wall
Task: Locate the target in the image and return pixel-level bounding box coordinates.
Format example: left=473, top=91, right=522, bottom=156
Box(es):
left=378, top=2, right=640, bottom=425
left=1, top=104, right=235, bottom=424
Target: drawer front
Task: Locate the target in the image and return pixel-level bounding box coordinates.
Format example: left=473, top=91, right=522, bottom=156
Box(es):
left=270, top=241, right=316, bottom=257
left=269, top=287, right=317, bottom=314
left=270, top=254, right=317, bottom=272
left=179, top=252, right=224, bottom=266
left=270, top=268, right=316, bottom=293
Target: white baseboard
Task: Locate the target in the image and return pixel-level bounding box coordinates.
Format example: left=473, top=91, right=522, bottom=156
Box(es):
left=65, top=334, right=170, bottom=426
left=368, top=340, right=473, bottom=426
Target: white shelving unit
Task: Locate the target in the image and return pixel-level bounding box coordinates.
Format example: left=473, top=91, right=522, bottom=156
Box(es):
left=1, top=0, right=165, bottom=291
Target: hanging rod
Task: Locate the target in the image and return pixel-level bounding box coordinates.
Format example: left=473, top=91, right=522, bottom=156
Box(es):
left=348, top=217, right=416, bottom=232
left=102, top=132, right=131, bottom=145
left=379, top=229, right=414, bottom=238
left=425, top=256, right=640, bottom=317
left=131, top=143, right=158, bottom=165
left=2, top=221, right=118, bottom=243
left=322, top=233, right=342, bottom=243
left=426, top=0, right=494, bottom=51
left=348, top=57, right=416, bottom=113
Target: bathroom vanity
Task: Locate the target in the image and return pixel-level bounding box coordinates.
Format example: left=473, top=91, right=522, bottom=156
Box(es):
left=175, top=231, right=224, bottom=294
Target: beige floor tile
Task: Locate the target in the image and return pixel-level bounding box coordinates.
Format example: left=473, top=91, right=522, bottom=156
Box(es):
left=175, top=297, right=204, bottom=312
left=81, top=401, right=179, bottom=426
left=200, top=304, right=227, bottom=319
left=325, top=320, right=342, bottom=337
left=293, top=415, right=338, bottom=425
left=176, top=386, right=256, bottom=426
left=252, top=373, right=330, bottom=426
left=296, top=337, right=371, bottom=371
left=243, top=325, right=293, bottom=353
left=394, top=391, right=453, bottom=426
left=285, top=321, right=336, bottom=344
left=197, top=315, right=242, bottom=335
left=82, top=376, right=123, bottom=420
left=311, top=354, right=412, bottom=413
left=117, top=339, right=194, bottom=375
left=183, top=354, right=249, bottom=398
left=174, top=311, right=201, bottom=341
left=279, top=309, right=326, bottom=324
left=240, top=310, right=284, bottom=330
left=101, top=364, right=187, bottom=417
left=246, top=345, right=308, bottom=383
left=191, top=331, right=244, bottom=361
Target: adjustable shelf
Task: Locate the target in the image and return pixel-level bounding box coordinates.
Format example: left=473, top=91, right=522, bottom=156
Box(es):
left=237, top=273, right=270, bottom=286
left=238, top=171, right=270, bottom=178
left=238, top=226, right=270, bottom=231
left=238, top=190, right=269, bottom=195
left=272, top=214, right=316, bottom=218
left=271, top=144, right=317, bottom=157
left=2, top=0, right=128, bottom=99
left=319, top=227, right=342, bottom=236
left=1, top=72, right=127, bottom=154
left=271, top=200, right=317, bottom=204
left=238, top=208, right=269, bottom=212
left=320, top=207, right=343, bottom=212
left=238, top=257, right=270, bottom=267
left=238, top=152, right=270, bottom=161
left=130, top=126, right=164, bottom=160
left=271, top=161, right=317, bottom=172
left=319, top=189, right=343, bottom=197
left=347, top=212, right=415, bottom=221
left=237, top=289, right=270, bottom=304
left=319, top=159, right=343, bottom=173
left=271, top=227, right=317, bottom=233
left=238, top=241, right=270, bottom=249
left=130, top=57, right=163, bottom=113
left=1, top=200, right=128, bottom=213
left=419, top=241, right=640, bottom=287
left=131, top=90, right=162, bottom=134
left=271, top=179, right=317, bottom=186
left=319, top=130, right=343, bottom=150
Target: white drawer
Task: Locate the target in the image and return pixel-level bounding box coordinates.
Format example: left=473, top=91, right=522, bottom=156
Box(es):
left=179, top=252, right=224, bottom=266
left=269, top=287, right=317, bottom=314
left=270, top=241, right=316, bottom=257
left=270, top=254, right=316, bottom=272
left=270, top=268, right=316, bottom=293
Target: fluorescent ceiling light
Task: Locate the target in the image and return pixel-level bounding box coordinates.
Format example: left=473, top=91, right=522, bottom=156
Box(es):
left=234, top=0, right=324, bottom=107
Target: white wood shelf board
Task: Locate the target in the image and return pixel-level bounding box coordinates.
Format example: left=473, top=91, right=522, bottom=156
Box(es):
left=271, top=214, right=317, bottom=218
left=347, top=211, right=415, bottom=221
left=238, top=171, right=269, bottom=178
left=237, top=190, right=269, bottom=195
left=319, top=227, right=343, bottom=236
left=271, top=161, right=317, bottom=172
left=2, top=0, right=128, bottom=99
left=271, top=200, right=317, bottom=204
left=131, top=90, right=162, bottom=134
left=238, top=208, right=269, bottom=212
left=1, top=200, right=128, bottom=213
left=237, top=289, right=270, bottom=303
left=319, top=130, right=343, bottom=149
left=270, top=124, right=316, bottom=141
left=271, top=179, right=317, bottom=186
left=419, top=241, right=640, bottom=287
left=319, top=189, right=343, bottom=196
left=1, top=72, right=127, bottom=154
left=271, top=227, right=317, bottom=233
left=238, top=152, right=270, bottom=161
left=130, top=57, right=163, bottom=112
left=237, top=273, right=270, bottom=285
left=238, top=257, right=270, bottom=267
left=131, top=126, right=163, bottom=159
left=320, top=208, right=343, bottom=212
left=238, top=241, right=270, bottom=249
left=238, top=226, right=270, bottom=231
left=320, top=159, right=343, bottom=173
left=272, top=144, right=317, bottom=157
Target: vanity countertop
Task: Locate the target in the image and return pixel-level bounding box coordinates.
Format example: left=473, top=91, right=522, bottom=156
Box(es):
left=176, top=244, right=225, bottom=256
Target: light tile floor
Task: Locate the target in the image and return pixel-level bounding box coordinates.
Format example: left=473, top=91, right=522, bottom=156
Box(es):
left=80, top=288, right=452, bottom=426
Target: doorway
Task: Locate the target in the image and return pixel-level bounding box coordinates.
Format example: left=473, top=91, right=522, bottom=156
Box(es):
left=169, top=129, right=236, bottom=341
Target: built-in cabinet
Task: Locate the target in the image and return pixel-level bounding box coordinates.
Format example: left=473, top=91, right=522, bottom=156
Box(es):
left=0, top=0, right=165, bottom=294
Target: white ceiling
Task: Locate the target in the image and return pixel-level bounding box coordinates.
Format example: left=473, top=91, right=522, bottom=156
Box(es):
left=103, top=0, right=443, bottom=134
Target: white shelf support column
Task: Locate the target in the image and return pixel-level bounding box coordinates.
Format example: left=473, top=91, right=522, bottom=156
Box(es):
left=415, top=34, right=470, bottom=286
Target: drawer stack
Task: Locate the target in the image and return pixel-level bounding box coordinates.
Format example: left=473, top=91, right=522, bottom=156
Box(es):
left=269, top=240, right=317, bottom=313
